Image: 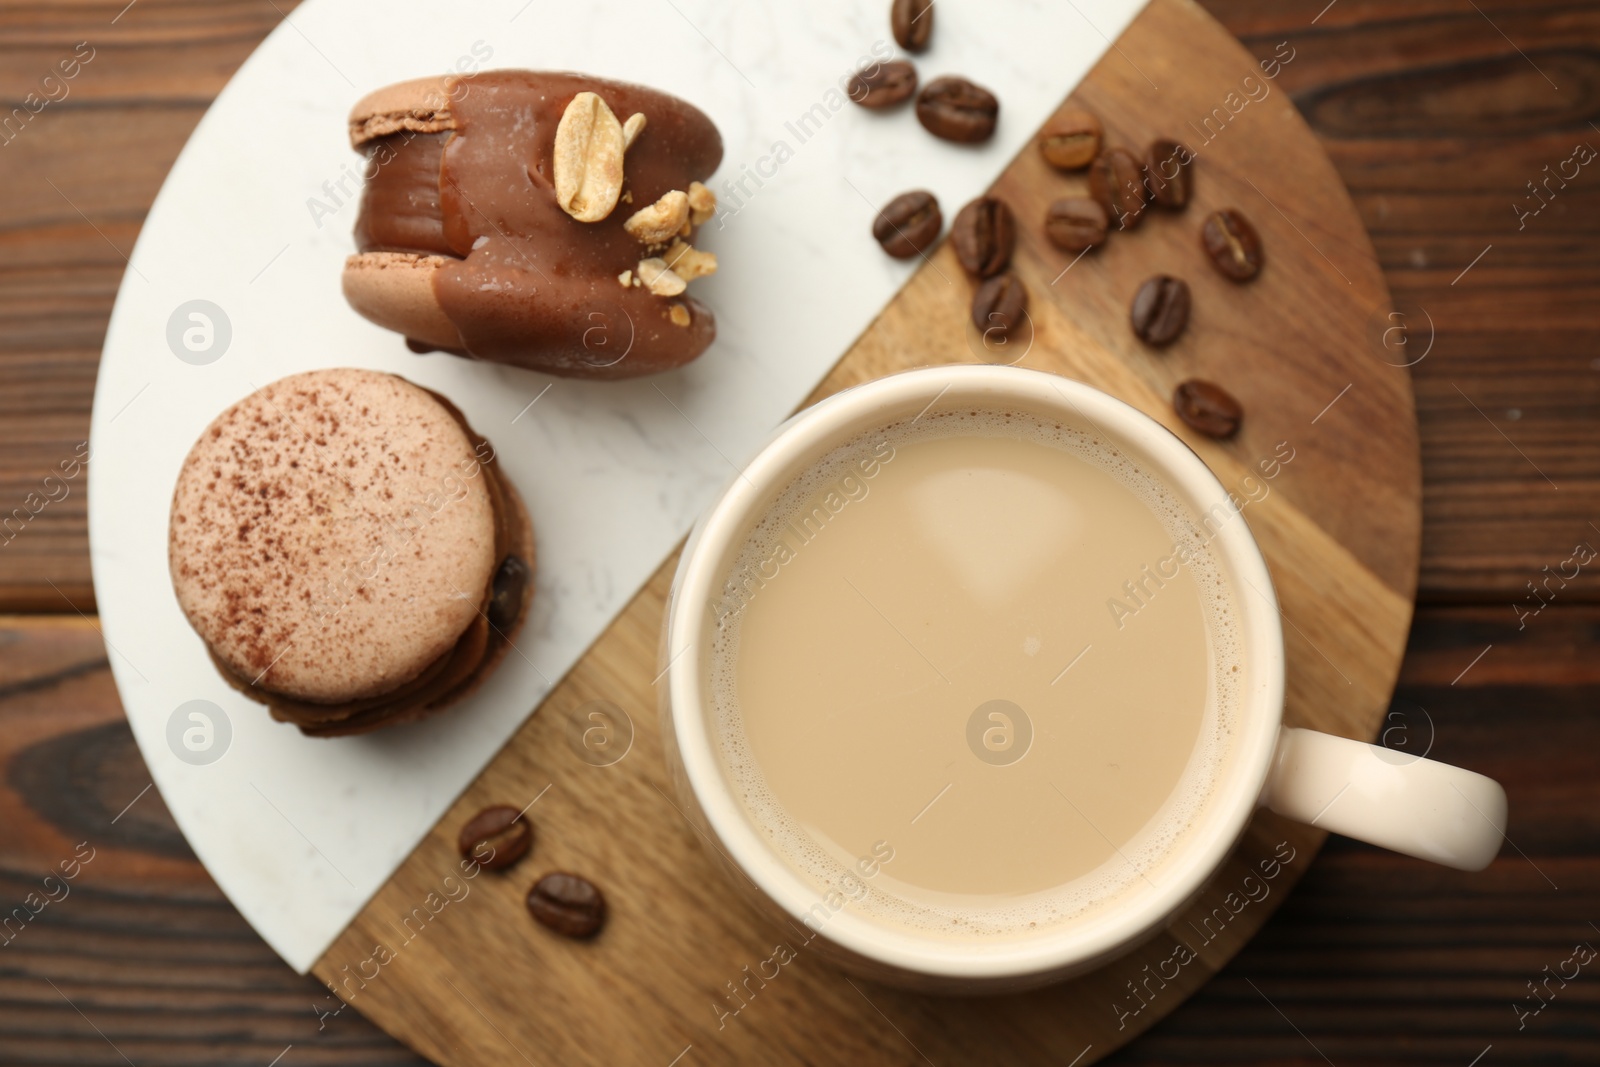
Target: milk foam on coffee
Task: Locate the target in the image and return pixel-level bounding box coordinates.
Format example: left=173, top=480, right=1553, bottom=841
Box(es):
left=707, top=407, right=1243, bottom=939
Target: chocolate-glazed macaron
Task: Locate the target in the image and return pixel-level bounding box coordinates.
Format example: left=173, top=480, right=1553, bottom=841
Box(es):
left=343, top=71, right=723, bottom=380
left=168, top=369, right=534, bottom=736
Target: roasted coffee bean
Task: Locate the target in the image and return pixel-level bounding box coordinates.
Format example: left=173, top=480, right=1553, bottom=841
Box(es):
left=971, top=272, right=1029, bottom=338
left=950, top=196, right=1016, bottom=277
left=891, top=0, right=934, bottom=53
left=1147, top=138, right=1193, bottom=210
left=1130, top=275, right=1190, bottom=347
left=488, top=555, right=529, bottom=631
left=1044, top=197, right=1109, bottom=253
left=1088, top=147, right=1148, bottom=229
left=458, top=805, right=533, bottom=870
left=1039, top=107, right=1102, bottom=171
left=1173, top=379, right=1243, bottom=439
left=1201, top=208, right=1263, bottom=281
left=916, top=76, right=999, bottom=144
left=872, top=190, right=942, bottom=258
left=848, top=60, right=918, bottom=109
left=527, top=872, right=607, bottom=938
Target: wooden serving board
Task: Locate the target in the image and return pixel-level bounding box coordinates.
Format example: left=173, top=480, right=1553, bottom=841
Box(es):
left=313, top=1, right=1420, bottom=1062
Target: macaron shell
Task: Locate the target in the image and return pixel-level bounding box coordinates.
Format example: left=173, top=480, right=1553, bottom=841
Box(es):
left=348, top=74, right=457, bottom=146
left=343, top=251, right=463, bottom=351
left=168, top=368, right=497, bottom=704
left=294, top=472, right=537, bottom=737
left=425, top=452, right=538, bottom=707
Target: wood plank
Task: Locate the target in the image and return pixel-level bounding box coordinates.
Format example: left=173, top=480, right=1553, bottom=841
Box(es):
left=3, top=608, right=1594, bottom=1063
left=0, top=0, right=288, bottom=613
left=1, top=0, right=1596, bottom=1063
left=1223, top=0, right=1600, bottom=599
left=0, top=616, right=428, bottom=1066
left=2, top=0, right=1597, bottom=610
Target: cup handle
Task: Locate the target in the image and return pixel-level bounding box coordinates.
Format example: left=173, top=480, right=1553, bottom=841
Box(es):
left=1260, top=726, right=1507, bottom=871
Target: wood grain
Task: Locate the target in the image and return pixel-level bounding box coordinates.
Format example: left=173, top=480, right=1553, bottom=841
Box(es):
left=3, top=1, right=1598, bottom=607
left=0, top=0, right=292, bottom=613
left=0, top=617, right=424, bottom=1066
left=2, top=0, right=1598, bottom=1064
left=1221, top=0, right=1600, bottom=600
left=305, top=1, right=1418, bottom=1062
left=4, top=609, right=1596, bottom=1065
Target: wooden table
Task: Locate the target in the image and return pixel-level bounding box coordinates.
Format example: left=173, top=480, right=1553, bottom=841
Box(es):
left=2, top=1, right=1596, bottom=1063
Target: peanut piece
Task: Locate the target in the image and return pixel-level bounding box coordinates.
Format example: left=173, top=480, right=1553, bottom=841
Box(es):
left=553, top=92, right=625, bottom=223
left=687, top=181, right=716, bottom=226
left=624, top=190, right=690, bottom=245
left=663, top=240, right=717, bottom=281
left=623, top=113, right=647, bottom=150
left=637, top=257, right=687, bottom=297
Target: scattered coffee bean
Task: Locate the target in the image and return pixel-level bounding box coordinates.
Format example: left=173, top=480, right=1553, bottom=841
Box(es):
left=916, top=76, right=999, bottom=144
left=890, top=0, right=934, bottom=53
left=527, top=872, right=608, bottom=938
left=1201, top=208, right=1263, bottom=281
left=1044, top=197, right=1109, bottom=253
left=950, top=196, right=1016, bottom=277
left=872, top=190, right=942, bottom=259
left=1088, top=147, right=1148, bottom=229
left=1039, top=107, right=1102, bottom=171
left=458, top=805, right=533, bottom=870
left=1173, top=379, right=1243, bottom=439
left=971, top=272, right=1029, bottom=338
left=848, top=60, right=918, bottom=109
left=1130, top=275, right=1190, bottom=347
left=1147, top=138, right=1193, bottom=210
left=488, top=555, right=529, bottom=631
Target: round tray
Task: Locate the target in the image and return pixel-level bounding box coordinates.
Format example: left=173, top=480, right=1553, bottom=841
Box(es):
left=314, top=1, right=1420, bottom=1062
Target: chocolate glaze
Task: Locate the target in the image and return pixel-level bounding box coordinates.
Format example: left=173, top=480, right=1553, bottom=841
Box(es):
left=354, top=71, right=723, bottom=379
left=355, top=130, right=450, bottom=256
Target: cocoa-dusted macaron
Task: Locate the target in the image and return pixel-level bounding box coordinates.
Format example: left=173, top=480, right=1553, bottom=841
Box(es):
left=343, top=70, right=724, bottom=380
left=168, top=368, right=534, bottom=736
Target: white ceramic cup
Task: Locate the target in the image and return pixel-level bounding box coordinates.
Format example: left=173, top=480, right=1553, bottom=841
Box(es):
left=660, top=365, right=1506, bottom=990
